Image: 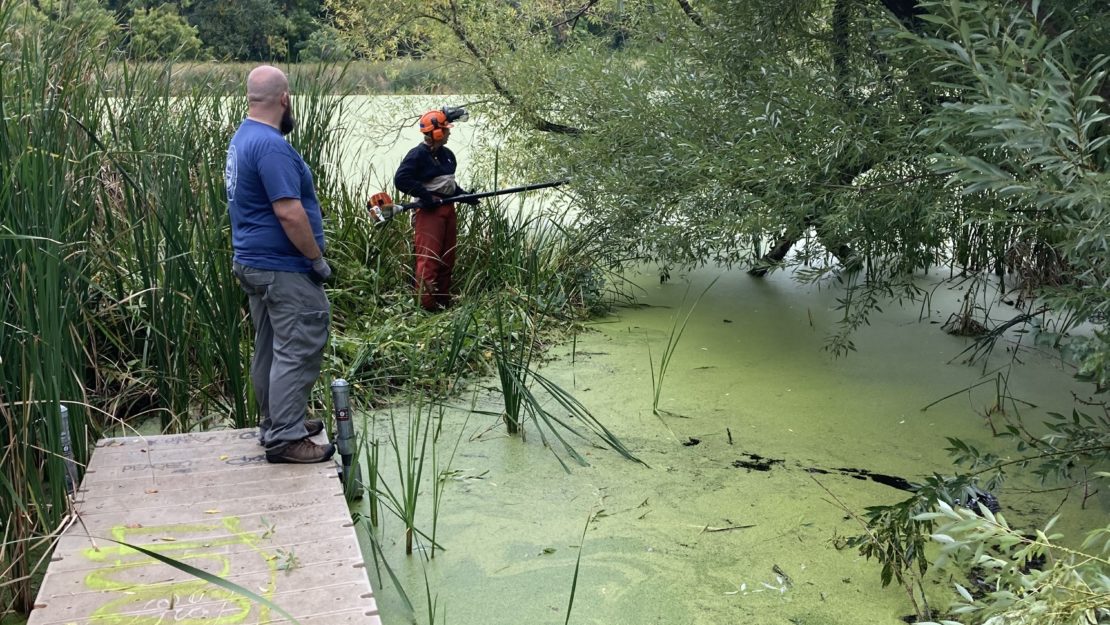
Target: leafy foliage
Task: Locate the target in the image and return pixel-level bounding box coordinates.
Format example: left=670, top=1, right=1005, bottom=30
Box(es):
left=916, top=500, right=1110, bottom=625
left=911, top=0, right=1110, bottom=389
left=39, top=0, right=119, bottom=46
left=188, top=0, right=292, bottom=60
left=296, top=24, right=354, bottom=62
left=127, top=4, right=203, bottom=59
left=840, top=473, right=993, bottom=620
left=947, top=408, right=1110, bottom=491
left=848, top=400, right=1108, bottom=622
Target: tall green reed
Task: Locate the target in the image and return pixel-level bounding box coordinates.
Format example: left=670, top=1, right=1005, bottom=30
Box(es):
left=564, top=512, right=595, bottom=625
left=469, top=204, right=644, bottom=469
left=374, top=397, right=446, bottom=557
left=362, top=419, right=381, bottom=527
left=650, top=277, right=718, bottom=418
left=493, top=296, right=532, bottom=435
left=1, top=11, right=108, bottom=614
left=88, top=62, right=249, bottom=430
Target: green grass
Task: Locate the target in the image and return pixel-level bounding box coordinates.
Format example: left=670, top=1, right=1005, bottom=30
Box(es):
left=1, top=11, right=114, bottom=614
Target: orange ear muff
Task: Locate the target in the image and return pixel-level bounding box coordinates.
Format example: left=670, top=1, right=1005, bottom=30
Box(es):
left=419, top=110, right=451, bottom=141
left=429, top=119, right=445, bottom=142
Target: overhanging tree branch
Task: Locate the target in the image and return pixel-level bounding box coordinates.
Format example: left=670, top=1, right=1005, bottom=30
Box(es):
left=876, top=0, right=925, bottom=33
left=553, top=0, right=603, bottom=30
left=675, top=0, right=704, bottom=28
left=427, top=2, right=582, bottom=135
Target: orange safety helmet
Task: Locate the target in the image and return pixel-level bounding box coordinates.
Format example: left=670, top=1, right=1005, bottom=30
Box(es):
left=418, top=109, right=452, bottom=141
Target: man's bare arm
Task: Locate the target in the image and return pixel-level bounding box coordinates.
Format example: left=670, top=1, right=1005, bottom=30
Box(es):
left=273, top=198, right=322, bottom=260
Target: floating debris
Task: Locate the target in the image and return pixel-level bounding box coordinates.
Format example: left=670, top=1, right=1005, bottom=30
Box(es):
left=772, top=564, right=793, bottom=588
left=699, top=523, right=756, bottom=534
left=732, top=453, right=784, bottom=472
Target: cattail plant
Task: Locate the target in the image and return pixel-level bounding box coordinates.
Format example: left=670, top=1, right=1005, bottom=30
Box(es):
left=1, top=12, right=108, bottom=613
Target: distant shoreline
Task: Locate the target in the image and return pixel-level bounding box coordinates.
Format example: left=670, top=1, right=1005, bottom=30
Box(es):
left=114, top=59, right=480, bottom=96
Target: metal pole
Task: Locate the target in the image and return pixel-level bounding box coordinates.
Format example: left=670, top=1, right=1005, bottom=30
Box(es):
left=58, top=405, right=79, bottom=495
left=330, top=379, right=362, bottom=500
left=374, top=178, right=571, bottom=223
left=436, top=178, right=570, bottom=205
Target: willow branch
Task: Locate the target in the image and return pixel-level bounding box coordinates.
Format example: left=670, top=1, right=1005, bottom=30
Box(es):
left=876, top=0, right=925, bottom=33
left=425, top=6, right=582, bottom=135
left=553, top=0, right=603, bottom=30
left=966, top=444, right=1110, bottom=478
left=675, top=0, right=704, bottom=28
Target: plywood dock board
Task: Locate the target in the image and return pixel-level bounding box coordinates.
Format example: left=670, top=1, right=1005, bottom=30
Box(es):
left=28, top=428, right=382, bottom=625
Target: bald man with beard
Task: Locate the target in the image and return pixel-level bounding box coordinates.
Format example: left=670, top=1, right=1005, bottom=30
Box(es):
left=226, top=65, right=336, bottom=464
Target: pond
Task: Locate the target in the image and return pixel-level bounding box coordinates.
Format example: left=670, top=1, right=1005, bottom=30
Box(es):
left=21, top=95, right=1094, bottom=625
left=330, top=95, right=493, bottom=188
left=351, top=263, right=1105, bottom=625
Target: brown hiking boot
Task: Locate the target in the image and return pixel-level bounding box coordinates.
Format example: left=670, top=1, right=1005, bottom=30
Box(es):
left=266, top=437, right=336, bottom=464
left=257, top=419, right=324, bottom=446
left=305, top=419, right=324, bottom=437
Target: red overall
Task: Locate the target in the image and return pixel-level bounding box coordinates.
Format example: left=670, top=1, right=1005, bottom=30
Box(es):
left=413, top=201, right=457, bottom=310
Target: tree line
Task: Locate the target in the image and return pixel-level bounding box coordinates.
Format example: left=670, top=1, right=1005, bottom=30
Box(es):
left=14, top=0, right=353, bottom=61
left=15, top=0, right=651, bottom=63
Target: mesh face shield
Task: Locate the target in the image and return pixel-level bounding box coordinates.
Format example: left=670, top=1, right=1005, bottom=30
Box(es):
left=443, top=106, right=469, bottom=123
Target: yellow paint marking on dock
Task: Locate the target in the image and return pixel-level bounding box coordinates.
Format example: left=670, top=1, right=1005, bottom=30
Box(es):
left=28, top=429, right=382, bottom=625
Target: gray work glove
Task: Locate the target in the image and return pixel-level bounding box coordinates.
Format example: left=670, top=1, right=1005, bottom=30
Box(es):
left=310, top=256, right=333, bottom=284
left=417, top=191, right=439, bottom=210
left=458, top=188, right=480, bottom=206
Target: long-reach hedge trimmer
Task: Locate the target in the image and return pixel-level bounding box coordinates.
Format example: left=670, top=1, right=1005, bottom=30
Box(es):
left=367, top=178, right=570, bottom=225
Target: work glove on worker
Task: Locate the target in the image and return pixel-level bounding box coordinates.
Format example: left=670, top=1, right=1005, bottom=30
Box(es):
left=310, top=256, right=335, bottom=285
left=457, top=188, right=480, bottom=206
left=417, top=191, right=439, bottom=210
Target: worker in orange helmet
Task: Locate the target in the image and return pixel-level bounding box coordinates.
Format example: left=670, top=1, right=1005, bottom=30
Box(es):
left=394, top=106, right=478, bottom=311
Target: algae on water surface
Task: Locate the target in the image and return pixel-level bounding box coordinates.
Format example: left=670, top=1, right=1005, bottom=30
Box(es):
left=358, top=266, right=1106, bottom=624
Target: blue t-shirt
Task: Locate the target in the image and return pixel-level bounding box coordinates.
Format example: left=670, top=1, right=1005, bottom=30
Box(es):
left=226, top=119, right=324, bottom=272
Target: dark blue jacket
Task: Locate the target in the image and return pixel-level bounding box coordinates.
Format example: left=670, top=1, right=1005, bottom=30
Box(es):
left=394, top=143, right=459, bottom=207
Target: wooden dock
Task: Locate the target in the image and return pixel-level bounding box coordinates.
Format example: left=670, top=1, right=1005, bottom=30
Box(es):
left=28, top=428, right=382, bottom=625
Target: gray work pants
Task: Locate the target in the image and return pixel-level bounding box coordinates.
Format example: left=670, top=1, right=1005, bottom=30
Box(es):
left=233, top=262, right=330, bottom=452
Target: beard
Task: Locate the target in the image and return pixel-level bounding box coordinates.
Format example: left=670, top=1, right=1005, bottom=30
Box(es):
left=280, top=105, right=296, bottom=136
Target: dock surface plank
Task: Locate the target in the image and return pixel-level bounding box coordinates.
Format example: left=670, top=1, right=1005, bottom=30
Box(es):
left=28, top=428, right=382, bottom=625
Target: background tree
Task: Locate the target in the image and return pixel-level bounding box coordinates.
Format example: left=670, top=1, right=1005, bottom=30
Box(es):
left=187, top=0, right=292, bottom=60
left=40, top=0, right=340, bottom=62
left=127, top=4, right=203, bottom=59
left=38, top=0, right=119, bottom=47
left=296, top=23, right=353, bottom=62
left=281, top=0, right=325, bottom=59
left=326, top=0, right=441, bottom=60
